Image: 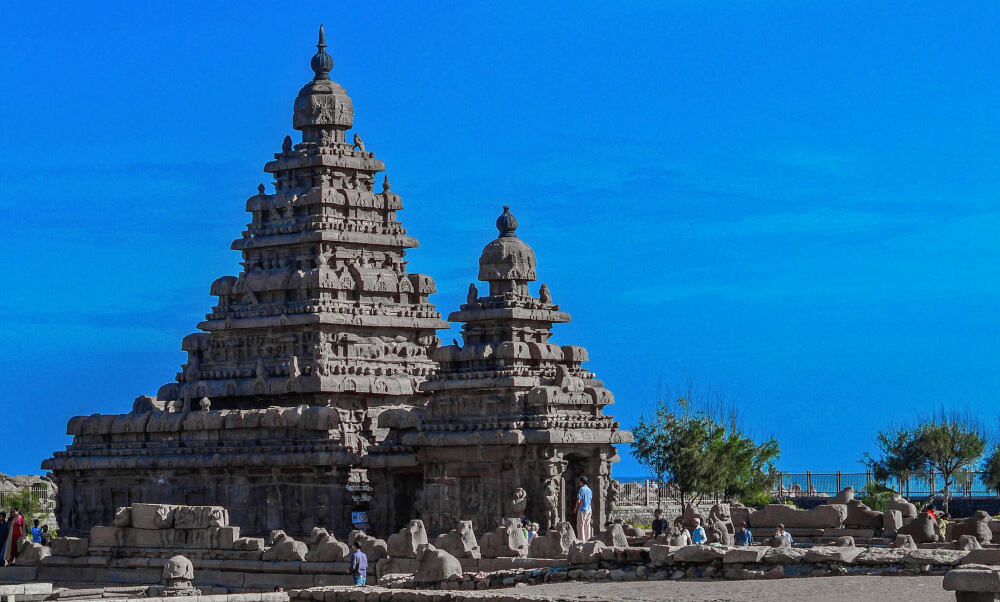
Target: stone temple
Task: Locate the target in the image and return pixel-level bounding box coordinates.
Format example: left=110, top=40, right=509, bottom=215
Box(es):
left=43, top=27, right=630, bottom=539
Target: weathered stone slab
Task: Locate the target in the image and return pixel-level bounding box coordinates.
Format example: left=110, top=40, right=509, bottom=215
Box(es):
left=649, top=544, right=677, bottom=567
left=173, top=506, right=230, bottom=529
left=803, top=546, right=864, bottom=564
left=961, top=549, right=1000, bottom=566
left=567, top=540, right=606, bottom=565
left=50, top=537, right=88, bottom=558
left=88, top=526, right=118, bottom=547
left=762, top=547, right=806, bottom=564
left=723, top=547, right=767, bottom=564
left=904, top=548, right=968, bottom=567
left=750, top=504, right=846, bottom=529
left=673, top=545, right=728, bottom=563
left=943, top=567, right=1000, bottom=593
left=131, top=503, right=175, bottom=529
left=854, top=547, right=908, bottom=565
left=529, top=522, right=577, bottom=560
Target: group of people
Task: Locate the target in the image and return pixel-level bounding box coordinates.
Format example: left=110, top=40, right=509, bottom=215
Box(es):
left=651, top=508, right=794, bottom=547
left=0, top=508, right=52, bottom=566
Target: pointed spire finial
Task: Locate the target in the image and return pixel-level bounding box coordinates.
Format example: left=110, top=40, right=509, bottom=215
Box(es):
left=310, top=24, right=333, bottom=80
left=382, top=175, right=391, bottom=192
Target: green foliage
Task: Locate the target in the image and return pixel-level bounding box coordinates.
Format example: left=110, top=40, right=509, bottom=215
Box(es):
left=981, top=444, right=1000, bottom=494
left=4, top=489, right=47, bottom=523
left=631, top=390, right=780, bottom=506
left=859, top=481, right=894, bottom=512
left=862, top=409, right=986, bottom=513
left=740, top=491, right=775, bottom=508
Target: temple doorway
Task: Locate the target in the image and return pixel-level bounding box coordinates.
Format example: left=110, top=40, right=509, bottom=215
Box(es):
left=392, top=472, right=423, bottom=532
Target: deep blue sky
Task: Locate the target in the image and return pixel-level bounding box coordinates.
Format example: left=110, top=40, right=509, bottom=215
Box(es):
left=2, top=1, right=1000, bottom=478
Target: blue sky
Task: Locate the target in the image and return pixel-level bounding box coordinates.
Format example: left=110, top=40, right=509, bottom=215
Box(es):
left=2, top=1, right=1000, bottom=478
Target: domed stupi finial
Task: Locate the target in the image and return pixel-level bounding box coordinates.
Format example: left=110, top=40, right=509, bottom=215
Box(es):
left=310, top=24, right=333, bottom=80
left=496, top=205, right=518, bottom=238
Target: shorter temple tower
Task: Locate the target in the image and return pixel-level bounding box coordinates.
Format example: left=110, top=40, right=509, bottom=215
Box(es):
left=368, top=207, right=631, bottom=536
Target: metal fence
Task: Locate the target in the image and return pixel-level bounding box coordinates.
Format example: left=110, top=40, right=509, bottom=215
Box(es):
left=0, top=484, right=48, bottom=509
left=615, top=472, right=998, bottom=506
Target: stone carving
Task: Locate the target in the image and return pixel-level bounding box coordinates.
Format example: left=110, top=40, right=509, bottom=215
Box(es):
left=507, top=487, right=527, bottom=518
left=543, top=478, right=560, bottom=531
left=528, top=521, right=577, bottom=559
left=413, top=543, right=462, bottom=584
left=891, top=534, right=918, bottom=550
left=950, top=510, right=993, bottom=545
left=568, top=540, right=607, bottom=565
left=601, top=521, right=628, bottom=548
left=479, top=519, right=529, bottom=558
left=843, top=499, right=882, bottom=528
left=262, top=531, right=307, bottom=561
left=433, top=520, right=480, bottom=559
left=199, top=396, right=211, bottom=411
left=387, top=519, right=429, bottom=559
left=467, top=283, right=478, bottom=305
left=161, top=555, right=199, bottom=597
left=888, top=494, right=917, bottom=518
left=305, top=527, right=349, bottom=561
left=897, top=513, right=939, bottom=544
left=348, top=530, right=388, bottom=562
left=883, top=509, right=902, bottom=538
left=353, top=133, right=366, bottom=152
left=538, top=283, right=552, bottom=304
left=829, top=487, right=855, bottom=504
left=956, top=535, right=983, bottom=551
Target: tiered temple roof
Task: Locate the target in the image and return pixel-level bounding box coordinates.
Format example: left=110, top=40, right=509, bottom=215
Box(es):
left=162, top=25, right=447, bottom=409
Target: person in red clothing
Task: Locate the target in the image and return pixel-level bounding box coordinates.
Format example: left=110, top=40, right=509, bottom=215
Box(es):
left=3, top=508, right=25, bottom=565
left=922, top=505, right=937, bottom=521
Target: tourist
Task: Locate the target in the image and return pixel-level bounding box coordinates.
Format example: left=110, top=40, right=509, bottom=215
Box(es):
left=773, top=524, right=793, bottom=546
left=652, top=509, right=668, bottom=538
left=573, top=477, right=593, bottom=542
left=668, top=518, right=692, bottom=546
left=691, top=517, right=707, bottom=544
left=735, top=521, right=753, bottom=546
left=3, top=508, right=25, bottom=565
left=350, top=540, right=368, bottom=586
left=31, top=519, right=42, bottom=544
left=40, top=525, right=52, bottom=547
left=0, top=512, right=7, bottom=565
left=923, top=505, right=937, bottom=521
left=525, top=521, right=537, bottom=542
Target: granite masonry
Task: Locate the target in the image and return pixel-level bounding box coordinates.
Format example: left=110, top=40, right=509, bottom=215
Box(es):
left=42, top=27, right=629, bottom=541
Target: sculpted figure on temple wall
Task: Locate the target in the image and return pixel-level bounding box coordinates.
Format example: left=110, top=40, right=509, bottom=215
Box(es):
left=467, top=283, right=478, bottom=305
left=353, top=133, right=366, bottom=152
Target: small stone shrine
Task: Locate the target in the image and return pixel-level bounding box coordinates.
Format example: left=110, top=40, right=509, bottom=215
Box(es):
left=42, top=27, right=629, bottom=541
left=367, top=208, right=632, bottom=535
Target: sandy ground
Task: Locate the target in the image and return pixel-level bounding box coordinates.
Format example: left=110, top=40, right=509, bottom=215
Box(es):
left=502, top=576, right=951, bottom=601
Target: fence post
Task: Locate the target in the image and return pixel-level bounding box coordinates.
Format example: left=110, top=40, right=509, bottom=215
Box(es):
left=866, top=470, right=871, bottom=487
left=806, top=470, right=812, bottom=494
left=836, top=470, right=841, bottom=492
left=645, top=479, right=650, bottom=507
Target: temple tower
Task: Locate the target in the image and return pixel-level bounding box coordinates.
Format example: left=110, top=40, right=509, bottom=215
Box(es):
left=368, top=207, right=631, bottom=535
left=44, top=28, right=446, bottom=536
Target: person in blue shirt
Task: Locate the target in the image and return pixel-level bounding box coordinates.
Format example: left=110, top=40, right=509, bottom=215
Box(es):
left=30, top=520, right=42, bottom=544
left=573, top=477, right=593, bottom=541
left=349, top=541, right=368, bottom=586
left=773, top=524, right=793, bottom=546
left=735, top=521, right=753, bottom=546
left=690, top=517, right=707, bottom=544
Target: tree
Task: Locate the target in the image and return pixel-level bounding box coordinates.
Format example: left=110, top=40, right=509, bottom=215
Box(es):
left=631, top=390, right=780, bottom=507
left=861, top=427, right=924, bottom=494
left=5, top=489, right=47, bottom=523
left=919, top=414, right=985, bottom=513
left=862, top=410, right=985, bottom=513
left=981, top=444, right=1000, bottom=495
